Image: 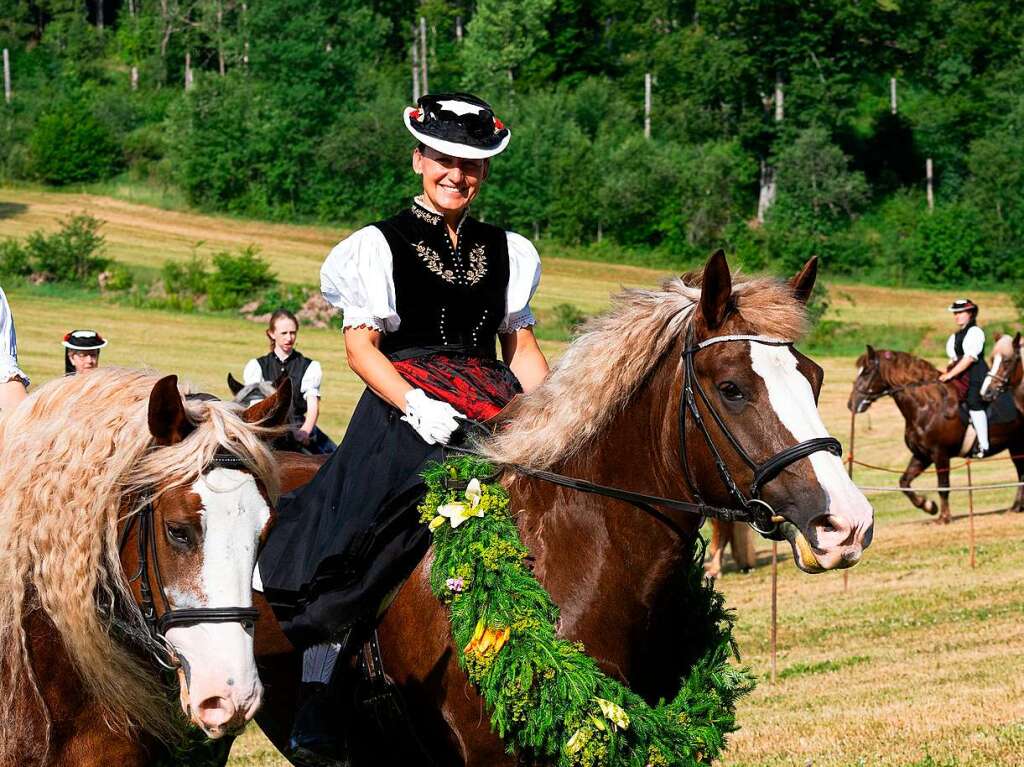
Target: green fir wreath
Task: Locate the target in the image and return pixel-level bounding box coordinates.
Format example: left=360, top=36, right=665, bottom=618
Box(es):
left=420, top=456, right=755, bottom=767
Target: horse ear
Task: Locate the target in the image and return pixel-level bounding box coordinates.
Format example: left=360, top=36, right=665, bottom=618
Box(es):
left=242, top=376, right=292, bottom=427
left=866, top=345, right=876, bottom=360
left=994, top=331, right=1003, bottom=342
left=148, top=375, right=194, bottom=446
left=698, top=249, right=732, bottom=330
left=227, top=372, right=244, bottom=396
left=1015, top=332, right=1022, bottom=350
left=789, top=256, right=818, bottom=304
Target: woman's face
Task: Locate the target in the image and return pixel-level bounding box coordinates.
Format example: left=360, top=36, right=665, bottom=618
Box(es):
left=413, top=147, right=488, bottom=215
left=269, top=318, right=298, bottom=355
left=69, top=349, right=100, bottom=373
left=953, top=310, right=972, bottom=328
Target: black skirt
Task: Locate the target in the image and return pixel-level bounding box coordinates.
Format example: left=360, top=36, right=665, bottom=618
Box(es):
left=259, top=388, right=441, bottom=647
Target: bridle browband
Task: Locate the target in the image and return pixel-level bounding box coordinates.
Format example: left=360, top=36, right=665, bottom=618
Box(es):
left=119, top=451, right=260, bottom=668
left=451, top=330, right=842, bottom=541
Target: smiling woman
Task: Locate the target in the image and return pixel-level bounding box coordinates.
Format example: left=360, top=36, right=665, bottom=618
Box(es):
left=256, top=91, right=551, bottom=764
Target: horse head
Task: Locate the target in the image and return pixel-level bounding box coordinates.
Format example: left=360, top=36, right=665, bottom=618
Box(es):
left=228, top=371, right=288, bottom=409
left=847, top=344, right=889, bottom=413
left=129, top=374, right=291, bottom=737
left=687, top=251, right=873, bottom=573
left=981, top=331, right=1022, bottom=402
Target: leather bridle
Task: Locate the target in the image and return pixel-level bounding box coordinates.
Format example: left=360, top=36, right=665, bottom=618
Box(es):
left=119, top=451, right=260, bottom=669
left=452, top=330, right=842, bottom=542
left=852, top=358, right=944, bottom=410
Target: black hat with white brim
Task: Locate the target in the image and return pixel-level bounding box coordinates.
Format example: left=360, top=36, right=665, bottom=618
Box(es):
left=404, top=93, right=510, bottom=160
left=62, top=329, right=107, bottom=350
left=947, top=299, right=978, bottom=313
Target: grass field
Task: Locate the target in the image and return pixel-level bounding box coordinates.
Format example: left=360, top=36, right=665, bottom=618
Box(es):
left=2, top=189, right=1022, bottom=766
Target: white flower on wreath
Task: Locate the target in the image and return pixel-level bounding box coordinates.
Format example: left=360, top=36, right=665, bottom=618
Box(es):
left=435, top=478, right=485, bottom=529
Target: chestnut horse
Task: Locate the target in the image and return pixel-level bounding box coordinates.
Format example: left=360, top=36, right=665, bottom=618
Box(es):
left=982, top=332, right=1023, bottom=410
left=848, top=345, right=1024, bottom=522
left=0, top=369, right=292, bottom=767
left=246, top=252, right=873, bottom=766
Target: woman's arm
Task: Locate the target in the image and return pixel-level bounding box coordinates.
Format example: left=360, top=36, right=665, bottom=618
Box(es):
left=939, top=356, right=976, bottom=381
left=500, top=327, right=549, bottom=393
left=0, top=379, right=26, bottom=411
left=344, top=327, right=414, bottom=410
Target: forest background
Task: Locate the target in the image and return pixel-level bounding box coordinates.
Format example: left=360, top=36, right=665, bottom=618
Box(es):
left=1, top=0, right=1023, bottom=286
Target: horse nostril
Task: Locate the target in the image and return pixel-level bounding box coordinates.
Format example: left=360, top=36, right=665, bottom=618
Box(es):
left=809, top=513, right=854, bottom=548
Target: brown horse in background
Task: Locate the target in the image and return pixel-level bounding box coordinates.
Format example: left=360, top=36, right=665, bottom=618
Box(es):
left=848, top=345, right=1024, bottom=523
left=982, top=332, right=1024, bottom=411
left=704, top=519, right=757, bottom=578
left=249, top=252, right=874, bottom=765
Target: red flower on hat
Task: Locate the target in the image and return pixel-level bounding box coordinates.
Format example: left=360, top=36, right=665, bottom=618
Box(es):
left=63, top=333, right=71, bottom=342
left=493, top=117, right=504, bottom=130
left=410, top=108, right=421, bottom=121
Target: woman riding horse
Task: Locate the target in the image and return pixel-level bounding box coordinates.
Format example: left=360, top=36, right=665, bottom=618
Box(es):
left=256, top=92, right=550, bottom=764
left=938, top=299, right=989, bottom=456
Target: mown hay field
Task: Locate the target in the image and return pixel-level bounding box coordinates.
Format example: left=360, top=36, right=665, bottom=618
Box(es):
left=2, top=190, right=1022, bottom=766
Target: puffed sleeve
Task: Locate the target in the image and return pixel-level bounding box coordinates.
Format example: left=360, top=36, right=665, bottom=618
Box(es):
left=946, top=334, right=957, bottom=361
left=498, top=232, right=541, bottom=334
left=320, top=226, right=400, bottom=333
left=0, top=287, right=29, bottom=387
left=242, top=358, right=263, bottom=385
left=301, top=360, right=322, bottom=400
left=963, top=326, right=985, bottom=359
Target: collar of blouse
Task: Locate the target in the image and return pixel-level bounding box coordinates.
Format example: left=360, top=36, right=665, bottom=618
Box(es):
left=413, top=195, right=470, bottom=234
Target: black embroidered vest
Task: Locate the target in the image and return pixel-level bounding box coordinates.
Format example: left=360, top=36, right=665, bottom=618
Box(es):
left=257, top=350, right=313, bottom=417
left=953, top=322, right=983, bottom=361
left=373, top=202, right=509, bottom=359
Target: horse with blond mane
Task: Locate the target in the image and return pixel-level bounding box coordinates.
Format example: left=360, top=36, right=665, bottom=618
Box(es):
left=0, top=368, right=292, bottom=766
left=246, top=252, right=874, bottom=765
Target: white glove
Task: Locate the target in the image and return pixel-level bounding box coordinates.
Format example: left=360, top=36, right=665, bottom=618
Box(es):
left=402, top=389, right=465, bottom=445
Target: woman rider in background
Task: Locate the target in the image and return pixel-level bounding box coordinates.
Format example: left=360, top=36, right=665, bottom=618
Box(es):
left=939, top=299, right=989, bottom=456
left=62, top=329, right=106, bottom=375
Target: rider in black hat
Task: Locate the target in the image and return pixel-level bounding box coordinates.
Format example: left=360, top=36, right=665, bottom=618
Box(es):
left=62, top=329, right=107, bottom=375
left=939, top=299, right=989, bottom=456
left=257, top=92, right=549, bottom=765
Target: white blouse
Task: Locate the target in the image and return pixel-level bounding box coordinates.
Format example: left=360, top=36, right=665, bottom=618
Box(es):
left=243, top=356, right=323, bottom=400
left=320, top=222, right=541, bottom=334
left=0, top=286, right=29, bottom=386
left=946, top=326, right=985, bottom=361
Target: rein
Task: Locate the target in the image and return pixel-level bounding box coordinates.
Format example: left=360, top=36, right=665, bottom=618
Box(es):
left=118, top=451, right=260, bottom=669
left=451, top=332, right=842, bottom=542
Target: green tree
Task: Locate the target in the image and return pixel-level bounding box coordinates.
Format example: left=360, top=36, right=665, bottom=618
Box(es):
left=461, top=0, right=555, bottom=93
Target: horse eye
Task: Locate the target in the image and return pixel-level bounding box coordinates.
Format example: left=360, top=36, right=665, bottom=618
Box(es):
left=717, top=381, right=744, bottom=401
left=166, top=523, right=194, bottom=549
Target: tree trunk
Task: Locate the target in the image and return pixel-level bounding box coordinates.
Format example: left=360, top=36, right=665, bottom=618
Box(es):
left=757, top=160, right=776, bottom=225
left=217, top=0, right=226, bottom=75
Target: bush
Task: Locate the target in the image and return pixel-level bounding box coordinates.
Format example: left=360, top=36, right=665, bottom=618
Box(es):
left=23, top=214, right=109, bottom=282
left=28, top=100, right=123, bottom=184
left=162, top=253, right=210, bottom=298
left=255, top=284, right=312, bottom=315
left=101, top=263, right=135, bottom=291
left=552, top=303, right=587, bottom=335
left=206, top=246, right=278, bottom=310
left=0, top=240, right=32, bottom=278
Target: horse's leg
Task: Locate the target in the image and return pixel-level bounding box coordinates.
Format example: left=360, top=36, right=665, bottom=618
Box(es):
left=935, top=454, right=952, bottom=524
left=1011, top=450, right=1024, bottom=512
left=900, top=454, right=937, bottom=516
left=730, top=523, right=757, bottom=573
left=703, top=520, right=727, bottom=578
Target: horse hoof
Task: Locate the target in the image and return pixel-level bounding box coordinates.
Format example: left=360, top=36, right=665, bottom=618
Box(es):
left=923, top=500, right=938, bottom=515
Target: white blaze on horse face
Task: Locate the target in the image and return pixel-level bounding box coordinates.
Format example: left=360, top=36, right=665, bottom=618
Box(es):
left=749, top=344, right=874, bottom=568
left=164, top=468, right=270, bottom=737
left=982, top=354, right=1001, bottom=396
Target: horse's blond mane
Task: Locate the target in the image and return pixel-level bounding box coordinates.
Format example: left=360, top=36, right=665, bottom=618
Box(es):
left=0, top=369, right=279, bottom=758
left=483, top=273, right=807, bottom=469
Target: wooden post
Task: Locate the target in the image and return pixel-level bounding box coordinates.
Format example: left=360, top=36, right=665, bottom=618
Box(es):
left=966, top=459, right=976, bottom=569
left=131, top=65, right=139, bottom=91
left=890, top=77, right=897, bottom=114
left=644, top=72, right=652, bottom=139
left=419, top=16, right=429, bottom=94
left=3, top=49, right=10, bottom=104
left=242, top=3, right=250, bottom=67
left=217, top=0, right=226, bottom=76
left=456, top=15, right=463, bottom=42
left=97, top=0, right=104, bottom=30
left=770, top=540, right=778, bottom=684
left=774, top=75, right=784, bottom=123
left=926, top=158, right=934, bottom=213
left=184, top=51, right=193, bottom=91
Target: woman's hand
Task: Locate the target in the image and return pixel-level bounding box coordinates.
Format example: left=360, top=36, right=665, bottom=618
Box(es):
left=402, top=389, right=465, bottom=445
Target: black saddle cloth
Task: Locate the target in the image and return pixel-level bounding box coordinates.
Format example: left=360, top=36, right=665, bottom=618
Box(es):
left=958, top=389, right=1019, bottom=426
